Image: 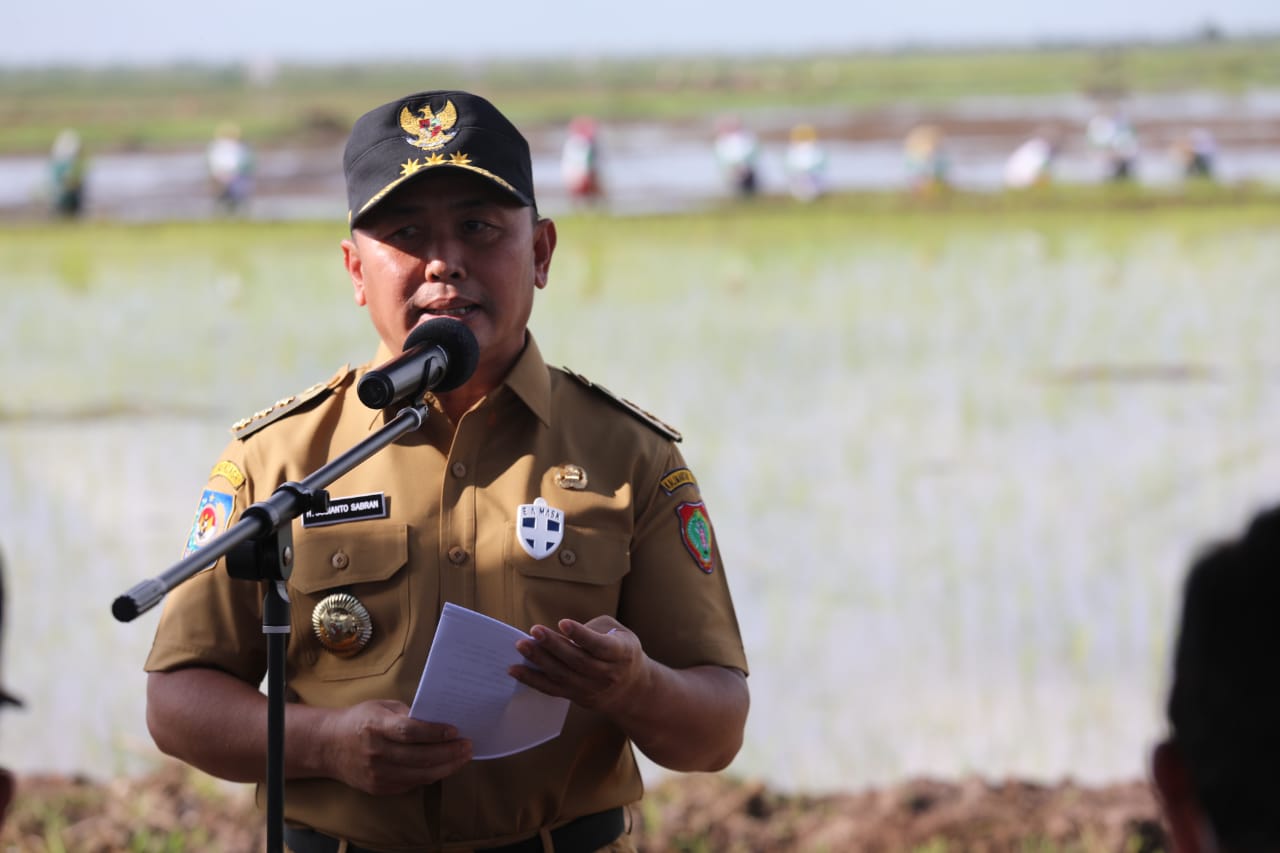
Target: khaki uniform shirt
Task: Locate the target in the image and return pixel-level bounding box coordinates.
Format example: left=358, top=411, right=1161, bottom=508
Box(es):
left=145, top=335, right=748, bottom=852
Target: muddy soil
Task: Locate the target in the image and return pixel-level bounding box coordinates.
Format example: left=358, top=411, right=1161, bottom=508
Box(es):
left=0, top=763, right=1169, bottom=852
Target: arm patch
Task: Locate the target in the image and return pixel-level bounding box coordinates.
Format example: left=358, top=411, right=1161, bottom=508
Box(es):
left=561, top=368, right=682, bottom=442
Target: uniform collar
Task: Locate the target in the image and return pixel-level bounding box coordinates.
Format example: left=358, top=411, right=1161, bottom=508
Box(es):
left=502, top=332, right=552, bottom=428
left=364, top=331, right=551, bottom=428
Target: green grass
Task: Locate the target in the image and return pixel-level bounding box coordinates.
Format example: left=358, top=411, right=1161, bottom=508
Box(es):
left=1, top=35, right=1277, bottom=153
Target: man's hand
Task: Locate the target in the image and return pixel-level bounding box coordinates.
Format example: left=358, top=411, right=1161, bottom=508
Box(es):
left=320, top=700, right=473, bottom=795
left=146, top=669, right=473, bottom=792
left=507, top=616, right=748, bottom=773
left=509, top=616, right=649, bottom=715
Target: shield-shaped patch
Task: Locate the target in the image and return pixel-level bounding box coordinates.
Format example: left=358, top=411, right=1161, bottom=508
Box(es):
left=516, top=497, right=565, bottom=560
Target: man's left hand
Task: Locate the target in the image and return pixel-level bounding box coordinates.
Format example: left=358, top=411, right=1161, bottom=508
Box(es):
left=509, top=616, right=649, bottom=714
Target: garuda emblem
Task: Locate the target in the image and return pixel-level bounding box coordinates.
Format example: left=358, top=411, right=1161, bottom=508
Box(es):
left=400, top=100, right=458, bottom=151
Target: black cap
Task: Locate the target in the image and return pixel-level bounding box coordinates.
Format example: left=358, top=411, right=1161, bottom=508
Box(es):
left=344, top=90, right=535, bottom=228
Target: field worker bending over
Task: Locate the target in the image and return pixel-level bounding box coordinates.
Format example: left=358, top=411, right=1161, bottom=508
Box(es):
left=144, top=89, right=750, bottom=853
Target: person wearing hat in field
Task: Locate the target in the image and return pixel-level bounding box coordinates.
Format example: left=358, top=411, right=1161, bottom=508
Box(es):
left=783, top=123, right=827, bottom=202
left=143, top=90, right=749, bottom=853
left=1152, top=504, right=1280, bottom=852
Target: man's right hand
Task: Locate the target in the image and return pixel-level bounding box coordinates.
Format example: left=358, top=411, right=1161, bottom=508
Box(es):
left=319, top=699, right=472, bottom=794
left=147, top=669, right=472, bottom=792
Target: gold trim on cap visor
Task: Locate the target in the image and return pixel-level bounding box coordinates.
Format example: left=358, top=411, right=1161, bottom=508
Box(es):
left=354, top=154, right=524, bottom=221
left=311, top=593, right=373, bottom=657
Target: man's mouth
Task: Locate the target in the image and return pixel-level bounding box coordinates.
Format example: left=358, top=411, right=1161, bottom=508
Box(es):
left=423, top=305, right=476, bottom=318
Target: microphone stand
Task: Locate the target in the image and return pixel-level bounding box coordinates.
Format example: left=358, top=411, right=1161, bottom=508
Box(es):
left=113, top=402, right=430, bottom=853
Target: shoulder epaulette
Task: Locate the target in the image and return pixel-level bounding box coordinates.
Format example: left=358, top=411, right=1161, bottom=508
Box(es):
left=561, top=368, right=682, bottom=442
left=230, top=366, right=350, bottom=441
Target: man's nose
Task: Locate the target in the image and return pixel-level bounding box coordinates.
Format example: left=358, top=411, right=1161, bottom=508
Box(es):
left=422, top=249, right=463, bottom=281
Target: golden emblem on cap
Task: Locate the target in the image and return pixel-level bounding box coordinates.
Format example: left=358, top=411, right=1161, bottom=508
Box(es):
left=400, top=101, right=458, bottom=151
left=311, top=593, right=373, bottom=658
left=554, top=464, right=588, bottom=490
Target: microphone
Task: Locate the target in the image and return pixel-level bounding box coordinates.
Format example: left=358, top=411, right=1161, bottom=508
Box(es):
left=357, top=318, right=480, bottom=409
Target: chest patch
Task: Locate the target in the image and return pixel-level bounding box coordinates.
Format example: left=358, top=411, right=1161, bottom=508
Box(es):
left=301, top=492, right=389, bottom=528
left=517, top=497, right=565, bottom=560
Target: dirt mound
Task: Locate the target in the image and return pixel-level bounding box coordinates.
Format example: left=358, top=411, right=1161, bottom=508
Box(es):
left=640, top=774, right=1167, bottom=852
left=0, top=763, right=1170, bottom=852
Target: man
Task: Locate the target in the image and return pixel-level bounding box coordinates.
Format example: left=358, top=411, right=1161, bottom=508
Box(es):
left=1152, top=505, right=1280, bottom=852
left=144, top=90, right=750, bottom=853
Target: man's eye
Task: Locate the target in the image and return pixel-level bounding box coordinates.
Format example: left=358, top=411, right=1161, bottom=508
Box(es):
left=388, top=224, right=420, bottom=242
left=462, top=219, right=494, bottom=234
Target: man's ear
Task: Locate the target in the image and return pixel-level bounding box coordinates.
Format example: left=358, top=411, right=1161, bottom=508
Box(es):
left=532, top=218, right=557, bottom=290
left=342, top=237, right=368, bottom=307
left=1153, top=738, right=1211, bottom=853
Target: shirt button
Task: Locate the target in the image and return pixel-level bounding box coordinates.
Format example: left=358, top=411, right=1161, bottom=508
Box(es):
left=331, top=551, right=350, bottom=570
left=448, top=546, right=468, bottom=565
left=451, top=462, right=467, bottom=478
left=558, top=549, right=577, bottom=566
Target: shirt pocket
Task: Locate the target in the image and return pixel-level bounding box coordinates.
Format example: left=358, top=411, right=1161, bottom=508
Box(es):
left=288, top=522, right=411, bottom=681
left=504, top=523, right=630, bottom=629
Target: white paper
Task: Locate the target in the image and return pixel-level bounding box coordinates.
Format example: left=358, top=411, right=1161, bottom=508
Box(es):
left=409, top=602, right=569, bottom=759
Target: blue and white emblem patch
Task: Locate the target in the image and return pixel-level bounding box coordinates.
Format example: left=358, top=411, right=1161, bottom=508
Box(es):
left=185, top=489, right=234, bottom=557
left=516, top=497, right=565, bottom=560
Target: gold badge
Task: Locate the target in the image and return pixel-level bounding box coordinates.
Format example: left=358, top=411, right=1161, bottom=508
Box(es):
left=554, top=464, right=588, bottom=490
left=311, top=593, right=373, bottom=658
left=400, top=101, right=458, bottom=151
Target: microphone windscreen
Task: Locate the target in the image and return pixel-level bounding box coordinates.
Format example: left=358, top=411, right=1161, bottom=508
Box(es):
left=404, top=318, right=480, bottom=392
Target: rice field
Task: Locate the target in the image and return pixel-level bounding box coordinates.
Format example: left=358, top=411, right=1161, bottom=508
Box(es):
left=2, top=197, right=1279, bottom=794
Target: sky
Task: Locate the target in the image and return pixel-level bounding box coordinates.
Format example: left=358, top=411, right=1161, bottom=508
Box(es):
left=7, top=0, right=1280, bottom=67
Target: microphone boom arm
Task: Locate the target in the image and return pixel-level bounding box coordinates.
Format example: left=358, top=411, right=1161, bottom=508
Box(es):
left=112, top=403, right=429, bottom=622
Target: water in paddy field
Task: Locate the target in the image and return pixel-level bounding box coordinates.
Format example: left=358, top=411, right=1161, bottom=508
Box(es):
left=2, top=90, right=1280, bottom=221
left=3, top=219, right=1280, bottom=794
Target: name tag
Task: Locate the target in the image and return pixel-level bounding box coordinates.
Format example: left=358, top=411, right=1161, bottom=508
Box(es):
left=302, top=492, right=389, bottom=528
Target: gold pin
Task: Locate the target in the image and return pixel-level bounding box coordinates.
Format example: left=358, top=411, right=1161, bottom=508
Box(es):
left=311, top=593, right=373, bottom=658
left=554, top=464, right=588, bottom=490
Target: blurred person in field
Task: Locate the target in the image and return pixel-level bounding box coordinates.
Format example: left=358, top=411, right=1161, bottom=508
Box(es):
left=1087, top=110, right=1139, bottom=183
left=903, top=124, right=949, bottom=197
left=206, top=122, right=255, bottom=215
left=1152, top=504, right=1280, bottom=852
left=0, top=547, right=24, bottom=827
left=714, top=116, right=761, bottom=199
left=1173, top=128, right=1217, bottom=182
left=561, top=116, right=604, bottom=207
left=784, top=123, right=828, bottom=202
left=47, top=129, right=87, bottom=219
left=1004, top=131, right=1059, bottom=190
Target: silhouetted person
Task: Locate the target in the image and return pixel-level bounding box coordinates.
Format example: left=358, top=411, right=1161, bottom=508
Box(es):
left=1152, top=505, right=1280, bottom=852
left=0, top=548, right=24, bottom=827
